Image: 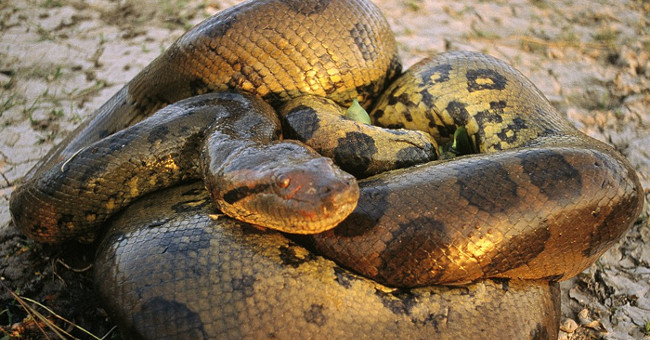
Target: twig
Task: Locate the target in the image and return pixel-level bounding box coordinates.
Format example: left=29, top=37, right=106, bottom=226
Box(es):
left=21, top=297, right=102, bottom=340
left=0, top=280, right=103, bottom=340
left=56, top=258, right=93, bottom=273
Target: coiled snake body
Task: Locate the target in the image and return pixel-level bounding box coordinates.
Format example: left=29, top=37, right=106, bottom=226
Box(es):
left=9, top=0, right=643, bottom=339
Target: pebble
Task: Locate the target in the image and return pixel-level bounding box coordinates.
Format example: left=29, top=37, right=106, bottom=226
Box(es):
left=0, top=73, right=11, bottom=87
left=559, top=318, right=579, bottom=333
left=577, top=308, right=591, bottom=325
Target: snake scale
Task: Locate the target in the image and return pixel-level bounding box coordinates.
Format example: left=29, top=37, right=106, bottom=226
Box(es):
left=8, top=0, right=644, bottom=339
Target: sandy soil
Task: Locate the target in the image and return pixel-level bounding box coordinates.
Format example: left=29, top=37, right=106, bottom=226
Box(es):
left=0, top=0, right=648, bottom=339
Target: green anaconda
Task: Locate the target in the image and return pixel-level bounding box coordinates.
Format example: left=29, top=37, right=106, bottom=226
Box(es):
left=8, top=0, right=644, bottom=339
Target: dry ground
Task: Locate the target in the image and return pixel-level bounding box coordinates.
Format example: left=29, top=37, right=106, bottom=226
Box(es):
left=0, top=0, right=648, bottom=339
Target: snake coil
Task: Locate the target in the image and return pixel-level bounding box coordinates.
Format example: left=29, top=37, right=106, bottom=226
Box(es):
left=9, top=0, right=643, bottom=339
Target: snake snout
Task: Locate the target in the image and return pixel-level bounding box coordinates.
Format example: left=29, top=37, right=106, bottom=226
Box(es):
left=210, top=141, right=359, bottom=235
left=272, top=157, right=359, bottom=233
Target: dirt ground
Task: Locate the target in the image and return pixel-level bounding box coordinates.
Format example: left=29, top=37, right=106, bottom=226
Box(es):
left=0, top=0, right=648, bottom=339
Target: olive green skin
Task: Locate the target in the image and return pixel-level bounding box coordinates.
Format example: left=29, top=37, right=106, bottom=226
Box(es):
left=11, top=0, right=395, bottom=242
left=9, top=91, right=359, bottom=242
left=19, top=0, right=400, bottom=181
left=7, top=0, right=645, bottom=339
left=95, top=182, right=561, bottom=340
left=309, top=51, right=644, bottom=287
left=280, top=95, right=438, bottom=178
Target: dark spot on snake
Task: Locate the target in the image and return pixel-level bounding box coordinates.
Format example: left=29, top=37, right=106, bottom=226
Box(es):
left=278, top=245, right=317, bottom=268
left=424, top=111, right=438, bottom=130
left=529, top=323, right=550, bottom=340
left=203, top=11, right=237, bottom=39
left=232, top=275, right=256, bottom=298
left=37, top=166, right=70, bottom=197
left=330, top=211, right=378, bottom=237
left=495, top=117, right=528, bottom=145
left=466, top=68, right=507, bottom=92
left=445, top=101, right=470, bottom=126
left=148, top=124, right=170, bottom=143
left=350, top=23, right=378, bottom=61
left=31, top=224, right=49, bottom=238
left=378, top=216, right=451, bottom=285
left=457, top=159, right=519, bottom=213
left=133, top=298, right=207, bottom=340
left=419, top=87, right=435, bottom=110
left=282, top=105, right=320, bottom=141
left=387, top=92, right=412, bottom=107
left=474, top=101, right=506, bottom=128
left=420, top=63, right=453, bottom=84
left=222, top=183, right=271, bottom=204
left=482, top=225, right=550, bottom=276
left=332, top=178, right=390, bottom=237
left=385, top=123, right=405, bottom=129
left=158, top=223, right=212, bottom=256
left=394, top=146, right=436, bottom=169
left=285, top=0, right=330, bottom=15
left=517, top=150, right=581, bottom=201
left=333, top=131, right=376, bottom=177
left=402, top=108, right=413, bottom=122
left=583, top=190, right=638, bottom=258
left=490, top=100, right=507, bottom=111
left=332, top=266, right=355, bottom=289
left=304, top=304, right=327, bottom=326
left=355, top=81, right=385, bottom=106
left=388, top=55, right=403, bottom=81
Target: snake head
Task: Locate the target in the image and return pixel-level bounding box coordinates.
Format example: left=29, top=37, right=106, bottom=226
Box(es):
left=206, top=141, right=359, bottom=234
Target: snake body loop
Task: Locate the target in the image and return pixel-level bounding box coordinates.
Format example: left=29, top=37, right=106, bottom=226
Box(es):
left=24, top=0, right=400, bottom=181
left=95, top=182, right=562, bottom=340
left=308, top=51, right=643, bottom=287
left=8, top=0, right=644, bottom=338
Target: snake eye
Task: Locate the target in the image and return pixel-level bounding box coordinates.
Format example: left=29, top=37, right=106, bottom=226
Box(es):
left=277, top=175, right=291, bottom=189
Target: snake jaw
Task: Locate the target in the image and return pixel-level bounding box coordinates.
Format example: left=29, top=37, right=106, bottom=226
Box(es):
left=208, top=141, right=359, bottom=234
left=266, top=156, right=360, bottom=233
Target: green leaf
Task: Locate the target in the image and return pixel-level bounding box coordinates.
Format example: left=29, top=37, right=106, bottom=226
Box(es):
left=344, top=99, right=371, bottom=124
left=450, top=125, right=473, bottom=155
left=439, top=126, right=474, bottom=159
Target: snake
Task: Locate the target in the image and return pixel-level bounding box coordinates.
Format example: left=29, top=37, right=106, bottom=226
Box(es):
left=8, top=0, right=644, bottom=339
